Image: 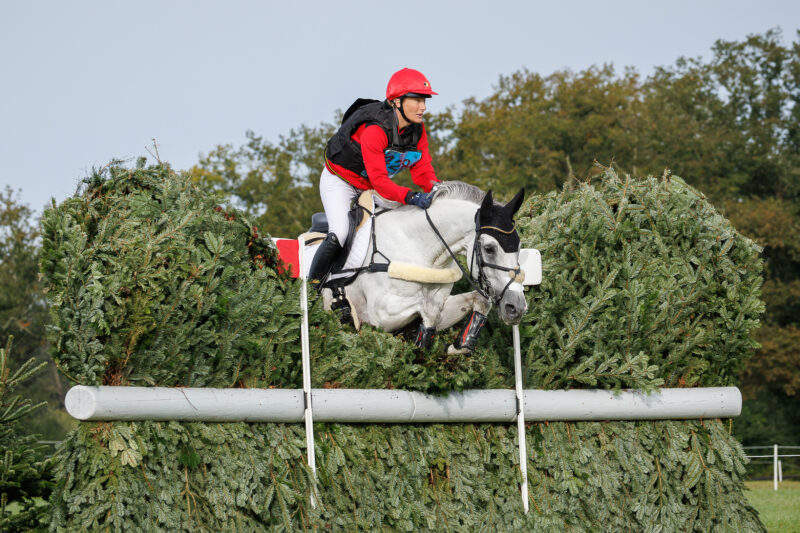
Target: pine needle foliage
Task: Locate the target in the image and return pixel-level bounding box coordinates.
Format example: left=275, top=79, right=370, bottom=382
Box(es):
left=47, top=420, right=762, bottom=531
left=39, top=158, right=289, bottom=388
left=512, top=168, right=764, bottom=391
left=42, top=162, right=765, bottom=531
left=0, top=338, right=52, bottom=532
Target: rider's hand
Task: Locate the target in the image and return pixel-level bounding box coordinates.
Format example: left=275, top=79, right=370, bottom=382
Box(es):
left=405, top=191, right=433, bottom=209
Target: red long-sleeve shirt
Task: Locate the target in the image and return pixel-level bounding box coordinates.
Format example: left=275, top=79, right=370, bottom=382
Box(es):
left=325, top=122, right=439, bottom=203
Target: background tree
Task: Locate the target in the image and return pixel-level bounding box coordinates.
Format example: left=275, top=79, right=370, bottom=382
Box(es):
left=725, top=196, right=800, bottom=450
left=0, top=188, right=72, bottom=440
left=429, top=65, right=644, bottom=194
left=640, top=29, right=800, bottom=201
left=188, top=124, right=335, bottom=238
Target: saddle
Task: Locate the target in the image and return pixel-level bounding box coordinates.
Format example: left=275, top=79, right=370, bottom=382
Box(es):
left=300, top=190, right=375, bottom=273
left=303, top=190, right=463, bottom=281
left=302, top=191, right=463, bottom=284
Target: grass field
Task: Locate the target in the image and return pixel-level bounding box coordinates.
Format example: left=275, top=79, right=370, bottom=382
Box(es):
left=746, top=480, right=800, bottom=532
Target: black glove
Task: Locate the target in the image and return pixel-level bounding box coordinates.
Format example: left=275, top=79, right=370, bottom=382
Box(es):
left=405, top=191, right=433, bottom=209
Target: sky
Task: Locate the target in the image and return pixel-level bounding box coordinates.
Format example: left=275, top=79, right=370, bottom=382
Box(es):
left=1, top=0, right=799, bottom=216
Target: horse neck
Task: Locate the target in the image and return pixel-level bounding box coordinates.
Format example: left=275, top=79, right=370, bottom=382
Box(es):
left=379, top=199, right=478, bottom=267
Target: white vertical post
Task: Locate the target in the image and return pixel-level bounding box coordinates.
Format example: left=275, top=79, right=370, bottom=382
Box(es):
left=513, top=324, right=529, bottom=514
left=298, top=236, right=316, bottom=507
left=778, top=460, right=783, bottom=483
left=514, top=248, right=540, bottom=515
left=773, top=444, right=778, bottom=491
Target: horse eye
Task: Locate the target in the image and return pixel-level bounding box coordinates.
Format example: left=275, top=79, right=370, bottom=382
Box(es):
left=484, top=244, right=496, bottom=254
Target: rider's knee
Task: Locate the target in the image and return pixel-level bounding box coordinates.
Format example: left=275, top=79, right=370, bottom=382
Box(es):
left=329, top=224, right=348, bottom=246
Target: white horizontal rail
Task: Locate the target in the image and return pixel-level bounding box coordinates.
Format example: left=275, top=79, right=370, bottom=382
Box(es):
left=66, top=386, right=741, bottom=422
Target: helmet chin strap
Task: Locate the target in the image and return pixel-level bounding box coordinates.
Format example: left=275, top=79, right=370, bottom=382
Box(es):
left=395, top=96, right=412, bottom=124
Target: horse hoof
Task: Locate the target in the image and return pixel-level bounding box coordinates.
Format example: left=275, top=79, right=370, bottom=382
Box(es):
left=446, top=344, right=471, bottom=356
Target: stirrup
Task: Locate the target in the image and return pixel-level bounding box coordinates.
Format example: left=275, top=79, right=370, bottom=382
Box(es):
left=330, top=287, right=354, bottom=327
left=453, top=311, right=488, bottom=352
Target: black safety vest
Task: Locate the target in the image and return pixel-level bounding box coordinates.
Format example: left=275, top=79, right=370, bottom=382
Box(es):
left=326, top=99, right=423, bottom=178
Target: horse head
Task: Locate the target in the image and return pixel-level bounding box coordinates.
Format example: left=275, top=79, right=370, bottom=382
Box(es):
left=471, top=189, right=528, bottom=325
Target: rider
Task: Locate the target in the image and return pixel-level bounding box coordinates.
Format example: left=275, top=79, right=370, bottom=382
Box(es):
left=308, top=68, right=441, bottom=283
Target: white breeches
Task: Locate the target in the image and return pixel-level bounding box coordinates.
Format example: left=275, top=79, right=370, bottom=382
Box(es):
left=319, top=166, right=361, bottom=244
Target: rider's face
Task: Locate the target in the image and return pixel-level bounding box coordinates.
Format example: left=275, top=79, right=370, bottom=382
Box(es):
left=395, top=97, right=427, bottom=125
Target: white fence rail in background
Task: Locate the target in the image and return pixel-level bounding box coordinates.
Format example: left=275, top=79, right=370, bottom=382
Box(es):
left=743, top=445, right=800, bottom=490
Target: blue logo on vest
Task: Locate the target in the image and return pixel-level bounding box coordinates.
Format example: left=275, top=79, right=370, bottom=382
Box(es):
left=361, top=149, right=422, bottom=178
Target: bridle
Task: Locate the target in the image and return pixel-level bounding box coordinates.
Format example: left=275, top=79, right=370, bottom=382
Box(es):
left=424, top=207, right=522, bottom=306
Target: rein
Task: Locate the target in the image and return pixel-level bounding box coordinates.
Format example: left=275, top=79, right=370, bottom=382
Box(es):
left=424, top=207, right=521, bottom=305
left=424, top=209, right=488, bottom=299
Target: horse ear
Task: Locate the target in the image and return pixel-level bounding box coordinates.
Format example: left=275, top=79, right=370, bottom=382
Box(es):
left=505, top=188, right=525, bottom=217
left=479, top=190, right=494, bottom=225
left=481, top=190, right=494, bottom=211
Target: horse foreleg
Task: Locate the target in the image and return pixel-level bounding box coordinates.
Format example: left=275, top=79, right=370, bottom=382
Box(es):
left=433, top=291, right=492, bottom=355
left=449, top=310, right=488, bottom=354
left=414, top=323, right=437, bottom=349
left=433, top=290, right=490, bottom=330
left=413, top=287, right=486, bottom=350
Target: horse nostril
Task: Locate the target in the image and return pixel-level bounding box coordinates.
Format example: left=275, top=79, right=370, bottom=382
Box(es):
left=505, top=303, right=518, bottom=318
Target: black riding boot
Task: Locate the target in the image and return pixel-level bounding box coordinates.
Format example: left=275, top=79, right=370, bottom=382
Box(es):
left=453, top=311, right=488, bottom=352
left=308, top=233, right=342, bottom=284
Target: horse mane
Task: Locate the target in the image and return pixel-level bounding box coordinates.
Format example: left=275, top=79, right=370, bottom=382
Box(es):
left=431, top=181, right=489, bottom=205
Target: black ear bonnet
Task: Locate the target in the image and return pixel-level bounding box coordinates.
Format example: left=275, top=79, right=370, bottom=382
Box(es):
left=477, top=189, right=525, bottom=253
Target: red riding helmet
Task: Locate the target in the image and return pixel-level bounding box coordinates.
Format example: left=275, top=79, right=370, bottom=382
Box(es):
left=386, top=68, right=438, bottom=101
